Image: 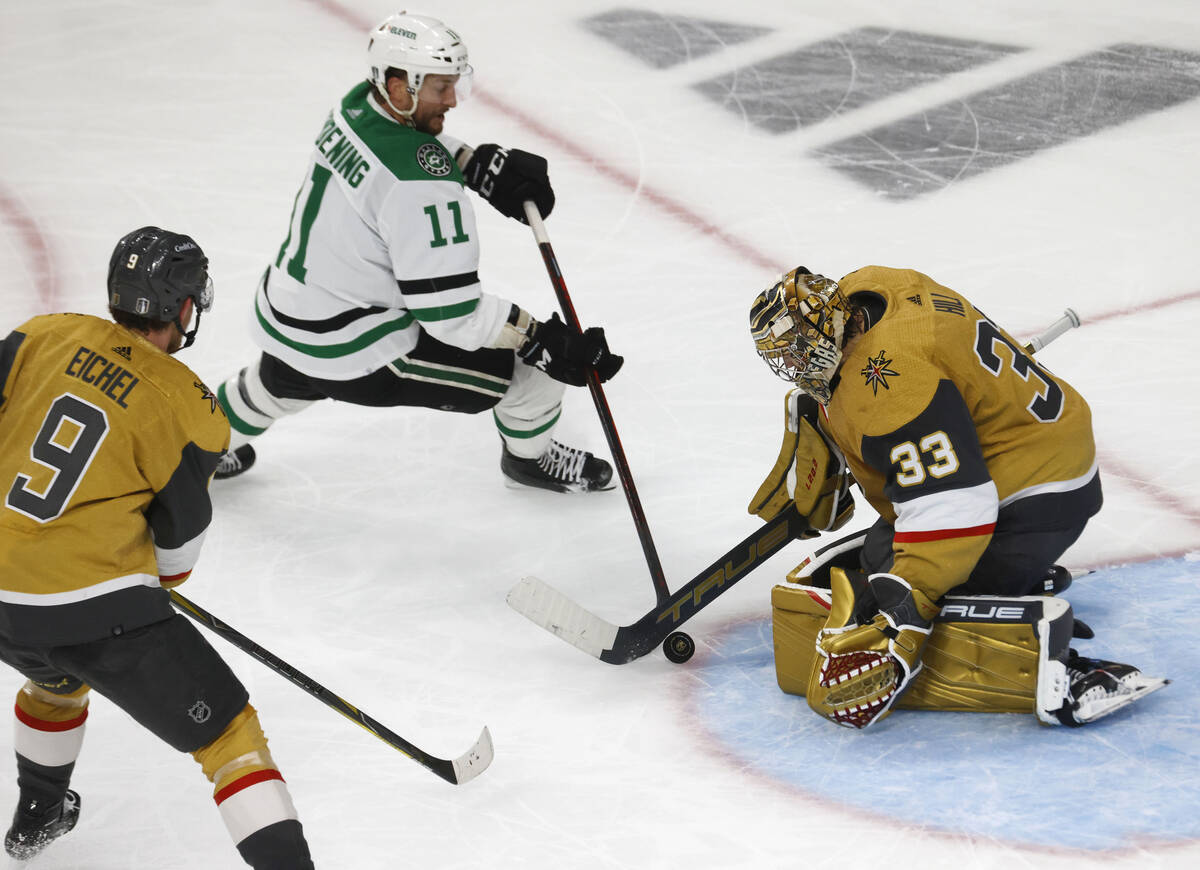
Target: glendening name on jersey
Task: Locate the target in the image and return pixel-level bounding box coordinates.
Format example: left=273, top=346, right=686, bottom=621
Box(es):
left=251, top=81, right=515, bottom=382
left=0, top=314, right=229, bottom=646
left=818, top=266, right=1101, bottom=601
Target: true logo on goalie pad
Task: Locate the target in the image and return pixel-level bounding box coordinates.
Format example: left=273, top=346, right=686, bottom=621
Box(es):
left=939, top=603, right=1030, bottom=621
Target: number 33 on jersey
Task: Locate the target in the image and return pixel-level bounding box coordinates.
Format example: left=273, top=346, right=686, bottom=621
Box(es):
left=816, top=267, right=1097, bottom=599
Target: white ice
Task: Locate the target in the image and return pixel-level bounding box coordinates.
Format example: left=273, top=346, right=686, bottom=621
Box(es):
left=2, top=1, right=1199, bottom=868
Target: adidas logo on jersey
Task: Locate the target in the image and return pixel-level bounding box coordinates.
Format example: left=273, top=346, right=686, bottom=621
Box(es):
left=111, top=345, right=132, bottom=360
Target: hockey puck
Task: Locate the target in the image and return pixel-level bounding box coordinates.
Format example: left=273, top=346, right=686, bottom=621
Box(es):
left=663, top=632, right=695, bottom=664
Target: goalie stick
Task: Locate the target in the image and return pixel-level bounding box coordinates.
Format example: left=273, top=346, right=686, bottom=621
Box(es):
left=170, top=591, right=493, bottom=785
left=507, top=505, right=812, bottom=663
left=507, top=308, right=1083, bottom=664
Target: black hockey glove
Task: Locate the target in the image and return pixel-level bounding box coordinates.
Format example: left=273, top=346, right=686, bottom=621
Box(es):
left=463, top=144, right=555, bottom=223
left=518, top=313, right=623, bottom=387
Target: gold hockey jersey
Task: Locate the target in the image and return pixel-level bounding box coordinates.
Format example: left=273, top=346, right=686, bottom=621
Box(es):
left=0, top=313, right=229, bottom=645
left=818, top=267, right=1098, bottom=601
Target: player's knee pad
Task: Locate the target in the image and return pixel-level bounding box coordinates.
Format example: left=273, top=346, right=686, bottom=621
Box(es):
left=13, top=682, right=91, bottom=767
left=192, top=704, right=300, bottom=848
left=772, top=571, right=1074, bottom=717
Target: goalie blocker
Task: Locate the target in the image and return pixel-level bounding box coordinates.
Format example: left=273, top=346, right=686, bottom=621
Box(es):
left=773, top=538, right=1168, bottom=727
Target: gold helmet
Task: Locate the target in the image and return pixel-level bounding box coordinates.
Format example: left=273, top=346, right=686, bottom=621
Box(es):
left=749, top=267, right=849, bottom=404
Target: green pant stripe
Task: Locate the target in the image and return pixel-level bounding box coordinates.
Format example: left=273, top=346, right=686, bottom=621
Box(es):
left=390, top=357, right=509, bottom=395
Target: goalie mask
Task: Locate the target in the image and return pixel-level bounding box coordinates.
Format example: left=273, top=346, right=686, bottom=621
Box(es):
left=750, top=268, right=849, bottom=405
left=367, top=12, right=473, bottom=120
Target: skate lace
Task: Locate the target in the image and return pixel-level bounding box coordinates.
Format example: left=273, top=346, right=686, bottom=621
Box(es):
left=538, top=440, right=588, bottom=483
left=217, top=448, right=244, bottom=474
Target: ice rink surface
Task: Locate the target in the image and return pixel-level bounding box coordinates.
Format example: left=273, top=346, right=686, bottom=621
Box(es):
left=2, top=1, right=1199, bottom=867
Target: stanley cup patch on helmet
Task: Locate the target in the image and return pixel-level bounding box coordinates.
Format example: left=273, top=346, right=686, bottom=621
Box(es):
left=416, top=142, right=453, bottom=177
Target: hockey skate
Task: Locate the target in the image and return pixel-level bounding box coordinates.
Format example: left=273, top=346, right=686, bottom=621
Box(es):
left=214, top=444, right=256, bottom=480
left=5, top=790, right=80, bottom=860
left=1055, top=650, right=1168, bottom=726
left=501, top=440, right=613, bottom=493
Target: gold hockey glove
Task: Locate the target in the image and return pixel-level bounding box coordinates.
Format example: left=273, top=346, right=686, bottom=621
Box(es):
left=748, top=388, right=853, bottom=532
left=807, top=570, right=940, bottom=729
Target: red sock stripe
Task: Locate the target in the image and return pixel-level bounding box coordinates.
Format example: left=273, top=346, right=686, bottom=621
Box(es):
left=14, top=703, right=88, bottom=733
left=213, top=768, right=286, bottom=806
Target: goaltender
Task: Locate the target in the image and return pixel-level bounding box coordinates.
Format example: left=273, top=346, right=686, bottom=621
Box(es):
left=746, top=266, right=1166, bottom=729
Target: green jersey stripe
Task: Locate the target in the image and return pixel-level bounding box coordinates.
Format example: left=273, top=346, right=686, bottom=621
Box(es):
left=254, top=295, right=415, bottom=359
left=409, top=299, right=479, bottom=322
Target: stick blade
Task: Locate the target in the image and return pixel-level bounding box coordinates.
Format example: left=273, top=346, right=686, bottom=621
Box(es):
left=507, top=576, right=620, bottom=659
left=450, top=726, right=494, bottom=785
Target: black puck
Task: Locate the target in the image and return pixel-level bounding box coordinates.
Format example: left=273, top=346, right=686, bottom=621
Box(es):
left=663, top=631, right=695, bottom=664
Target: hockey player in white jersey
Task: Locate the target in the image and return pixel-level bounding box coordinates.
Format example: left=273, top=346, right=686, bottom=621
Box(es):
left=215, top=12, right=622, bottom=492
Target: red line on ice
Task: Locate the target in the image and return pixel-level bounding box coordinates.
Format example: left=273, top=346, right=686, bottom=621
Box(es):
left=0, top=184, right=60, bottom=312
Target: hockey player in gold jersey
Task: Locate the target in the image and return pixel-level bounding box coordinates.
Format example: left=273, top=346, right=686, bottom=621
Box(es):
left=0, top=227, right=315, bottom=867
left=748, top=266, right=1166, bottom=730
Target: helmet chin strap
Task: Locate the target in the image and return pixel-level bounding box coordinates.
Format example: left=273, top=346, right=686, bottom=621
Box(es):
left=379, top=75, right=421, bottom=124
left=173, top=308, right=200, bottom=350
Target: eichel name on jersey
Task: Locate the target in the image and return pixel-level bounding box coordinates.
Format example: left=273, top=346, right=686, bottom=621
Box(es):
left=818, top=267, right=1101, bottom=602
left=0, top=313, right=229, bottom=647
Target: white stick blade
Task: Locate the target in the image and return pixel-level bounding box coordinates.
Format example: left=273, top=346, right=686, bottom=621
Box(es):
left=452, top=727, right=494, bottom=785
left=506, top=576, right=620, bottom=658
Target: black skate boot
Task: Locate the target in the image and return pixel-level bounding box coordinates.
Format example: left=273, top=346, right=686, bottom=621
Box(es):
left=5, top=790, right=80, bottom=860
left=1055, top=650, right=1168, bottom=726
left=501, top=440, right=613, bottom=493
left=215, top=444, right=256, bottom=480
left=1039, top=565, right=1072, bottom=595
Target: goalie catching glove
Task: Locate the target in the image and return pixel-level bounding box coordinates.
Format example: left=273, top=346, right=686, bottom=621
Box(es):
left=807, top=569, right=940, bottom=729
left=748, top=388, right=854, bottom=534
left=462, top=144, right=555, bottom=224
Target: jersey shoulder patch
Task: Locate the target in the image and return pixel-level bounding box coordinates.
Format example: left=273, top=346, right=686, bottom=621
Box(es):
left=335, top=82, right=464, bottom=184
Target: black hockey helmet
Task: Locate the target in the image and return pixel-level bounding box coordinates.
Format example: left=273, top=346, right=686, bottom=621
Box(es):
left=107, top=226, right=213, bottom=347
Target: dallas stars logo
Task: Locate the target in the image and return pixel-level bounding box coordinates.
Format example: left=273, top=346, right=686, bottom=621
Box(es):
left=861, top=350, right=899, bottom=395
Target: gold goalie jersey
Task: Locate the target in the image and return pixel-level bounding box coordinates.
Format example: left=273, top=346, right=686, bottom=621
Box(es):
left=0, top=313, right=229, bottom=645
left=818, top=267, right=1098, bottom=602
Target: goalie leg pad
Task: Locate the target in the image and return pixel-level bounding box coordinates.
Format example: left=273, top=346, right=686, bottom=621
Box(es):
left=773, top=583, right=1077, bottom=715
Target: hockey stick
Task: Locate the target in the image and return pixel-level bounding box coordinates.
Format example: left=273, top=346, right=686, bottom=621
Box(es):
left=1025, top=308, right=1080, bottom=353
left=169, top=591, right=493, bottom=785
left=507, top=505, right=812, bottom=664
left=522, top=200, right=670, bottom=605
left=506, top=308, right=1084, bottom=664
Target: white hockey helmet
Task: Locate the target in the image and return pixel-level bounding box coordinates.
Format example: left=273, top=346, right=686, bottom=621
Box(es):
left=367, top=11, right=473, bottom=111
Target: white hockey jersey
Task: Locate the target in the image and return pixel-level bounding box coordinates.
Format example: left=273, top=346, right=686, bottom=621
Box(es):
left=254, top=81, right=513, bottom=380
